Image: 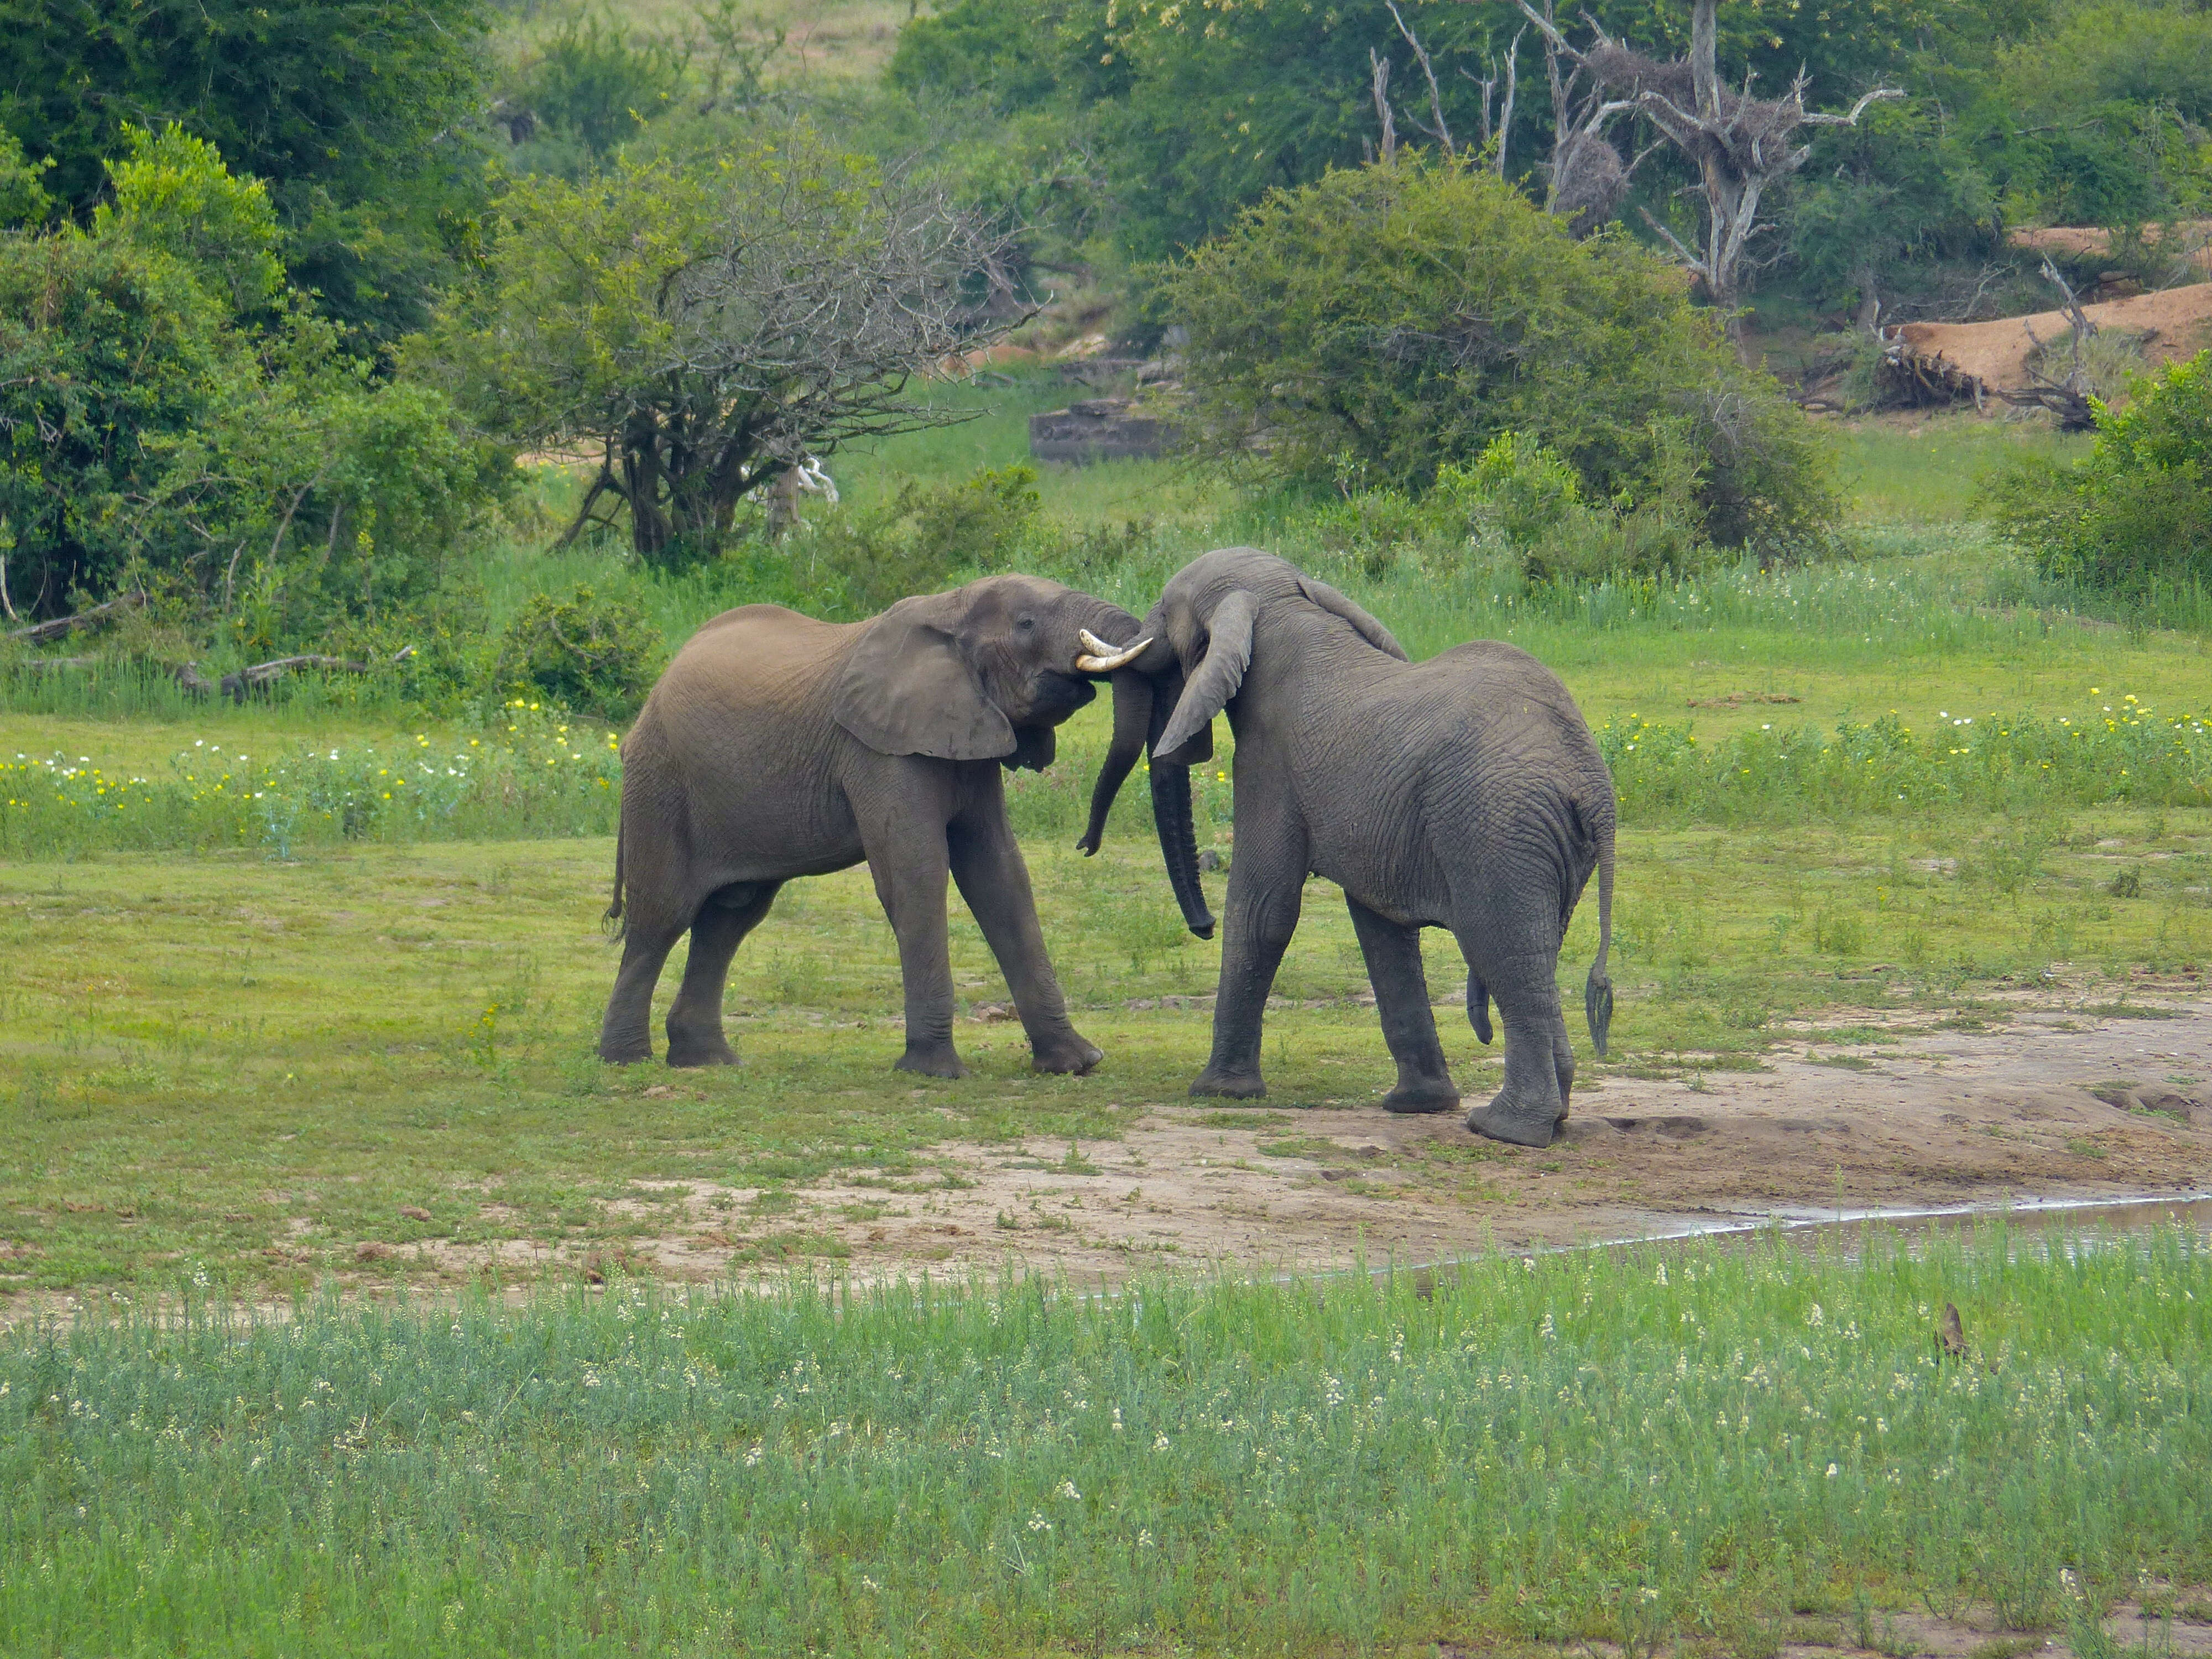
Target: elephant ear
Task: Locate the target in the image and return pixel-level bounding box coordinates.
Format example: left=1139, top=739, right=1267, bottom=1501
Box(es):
left=1155, top=589, right=1255, bottom=759
left=831, top=594, right=1016, bottom=761
left=1297, top=575, right=1408, bottom=661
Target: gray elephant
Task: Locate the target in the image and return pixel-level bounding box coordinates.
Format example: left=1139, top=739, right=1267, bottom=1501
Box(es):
left=1078, top=547, right=1615, bottom=1147
left=599, top=574, right=1155, bottom=1074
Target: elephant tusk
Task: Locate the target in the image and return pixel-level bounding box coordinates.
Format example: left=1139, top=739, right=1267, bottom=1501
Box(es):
left=1075, top=630, right=1153, bottom=674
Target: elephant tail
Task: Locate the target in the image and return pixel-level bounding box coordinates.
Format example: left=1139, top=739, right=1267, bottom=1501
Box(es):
left=1583, top=827, right=1614, bottom=1057
left=603, top=812, right=627, bottom=938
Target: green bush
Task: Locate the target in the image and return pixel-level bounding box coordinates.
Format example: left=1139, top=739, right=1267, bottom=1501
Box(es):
left=1984, top=349, right=2212, bottom=597
left=1160, top=159, right=1837, bottom=552
left=799, top=464, right=1044, bottom=615
left=494, top=584, right=663, bottom=718
left=0, top=127, right=502, bottom=637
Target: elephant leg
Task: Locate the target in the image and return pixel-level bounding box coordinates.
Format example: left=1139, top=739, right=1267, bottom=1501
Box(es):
left=1192, top=810, right=1308, bottom=1099
left=947, top=797, right=1100, bottom=1076
left=599, top=920, right=684, bottom=1065
left=665, top=882, right=779, bottom=1068
left=863, top=824, right=965, bottom=1079
left=1345, top=896, right=1458, bottom=1114
left=1456, top=932, right=1569, bottom=1149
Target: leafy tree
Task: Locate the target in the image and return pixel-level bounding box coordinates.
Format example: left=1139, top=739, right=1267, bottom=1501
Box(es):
left=418, top=127, right=1021, bottom=570
left=1966, top=4, right=2212, bottom=228
left=0, top=127, right=497, bottom=624
left=1161, top=158, right=1833, bottom=548
left=1986, top=350, right=2212, bottom=596
left=0, top=0, right=495, bottom=339
left=1788, top=101, right=1999, bottom=325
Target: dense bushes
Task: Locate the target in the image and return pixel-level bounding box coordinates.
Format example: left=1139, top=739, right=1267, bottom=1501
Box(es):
left=0, top=127, right=502, bottom=628
left=1162, top=161, right=1836, bottom=558
left=495, top=585, right=663, bottom=718
left=1985, top=351, right=2212, bottom=598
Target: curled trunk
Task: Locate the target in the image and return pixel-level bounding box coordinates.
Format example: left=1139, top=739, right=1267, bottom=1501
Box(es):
left=1078, top=671, right=1152, bottom=854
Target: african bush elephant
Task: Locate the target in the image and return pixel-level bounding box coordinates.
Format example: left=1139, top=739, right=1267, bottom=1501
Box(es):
left=1078, top=547, right=1615, bottom=1147
left=600, top=575, right=1155, bottom=1075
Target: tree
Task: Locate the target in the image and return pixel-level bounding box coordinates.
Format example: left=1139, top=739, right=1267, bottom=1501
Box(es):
left=1516, top=0, right=1900, bottom=345
left=419, top=128, right=1022, bottom=568
left=0, top=0, right=496, bottom=339
left=1161, top=158, right=1833, bottom=549
left=0, top=127, right=495, bottom=623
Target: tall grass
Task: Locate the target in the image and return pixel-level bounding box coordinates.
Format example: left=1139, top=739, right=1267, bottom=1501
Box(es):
left=3, top=1223, right=2205, bottom=1655
left=0, top=705, right=622, bottom=859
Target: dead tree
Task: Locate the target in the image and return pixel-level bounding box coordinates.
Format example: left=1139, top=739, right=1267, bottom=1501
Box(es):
left=1517, top=0, right=1900, bottom=343
left=1511, top=0, right=1641, bottom=236
left=2000, top=259, right=2104, bottom=430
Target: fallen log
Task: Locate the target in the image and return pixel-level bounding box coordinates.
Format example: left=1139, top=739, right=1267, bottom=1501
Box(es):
left=5, top=591, right=146, bottom=645
left=9, top=645, right=414, bottom=702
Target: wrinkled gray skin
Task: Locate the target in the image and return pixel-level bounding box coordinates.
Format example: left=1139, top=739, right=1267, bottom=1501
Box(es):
left=601, top=575, right=1146, bottom=1076
left=1079, top=548, right=1615, bottom=1147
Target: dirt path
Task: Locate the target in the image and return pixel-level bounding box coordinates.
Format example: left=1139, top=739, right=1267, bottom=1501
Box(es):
left=599, top=998, right=2212, bottom=1286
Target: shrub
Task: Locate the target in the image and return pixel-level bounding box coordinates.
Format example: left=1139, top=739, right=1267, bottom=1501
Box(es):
left=495, top=585, right=663, bottom=718
left=0, top=127, right=500, bottom=631
left=1983, top=349, right=2212, bottom=597
left=1433, top=429, right=1708, bottom=582
left=1160, top=159, right=1837, bottom=552
left=797, top=464, right=1045, bottom=616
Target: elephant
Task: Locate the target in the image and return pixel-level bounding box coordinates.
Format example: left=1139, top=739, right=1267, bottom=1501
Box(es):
left=598, top=574, right=1156, bottom=1076
left=1077, top=546, right=1615, bottom=1147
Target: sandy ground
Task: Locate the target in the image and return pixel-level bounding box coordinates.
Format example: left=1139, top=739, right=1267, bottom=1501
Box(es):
left=1433, top=1595, right=2212, bottom=1659
left=544, top=993, right=2212, bottom=1290
left=1893, top=282, right=2212, bottom=393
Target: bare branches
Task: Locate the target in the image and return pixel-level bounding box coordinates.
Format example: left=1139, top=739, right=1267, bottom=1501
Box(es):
left=1386, top=2, right=1454, bottom=157
left=1368, top=49, right=1398, bottom=161
left=1802, top=86, right=1907, bottom=128
left=1522, top=0, right=1900, bottom=341
left=477, top=143, right=1026, bottom=566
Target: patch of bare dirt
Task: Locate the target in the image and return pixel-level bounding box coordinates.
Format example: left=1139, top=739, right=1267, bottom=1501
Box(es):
left=529, top=1000, right=2212, bottom=1290
left=1894, top=283, right=2212, bottom=397
left=1432, top=1593, right=2212, bottom=1659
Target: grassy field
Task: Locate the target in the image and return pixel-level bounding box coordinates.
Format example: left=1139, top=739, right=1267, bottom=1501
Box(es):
left=4, top=792, right=2210, bottom=1291
left=3, top=1224, right=2206, bottom=1655
left=9, top=407, right=2212, bottom=1297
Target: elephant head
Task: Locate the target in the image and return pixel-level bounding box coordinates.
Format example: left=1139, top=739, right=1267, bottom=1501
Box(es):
left=1079, top=547, right=1407, bottom=940
left=832, top=574, right=1150, bottom=774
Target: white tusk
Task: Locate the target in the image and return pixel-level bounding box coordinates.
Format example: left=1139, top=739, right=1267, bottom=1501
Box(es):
left=1075, top=631, right=1153, bottom=674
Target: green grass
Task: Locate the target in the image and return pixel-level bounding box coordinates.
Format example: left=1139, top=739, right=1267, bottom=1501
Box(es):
left=4, top=791, right=2210, bottom=1292
left=1821, top=411, right=2088, bottom=525
left=3, top=1224, right=2206, bottom=1655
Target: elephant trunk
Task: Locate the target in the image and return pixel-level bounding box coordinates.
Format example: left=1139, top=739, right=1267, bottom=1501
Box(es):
left=1142, top=666, right=1215, bottom=940
left=1151, top=758, right=1215, bottom=940
left=1077, top=671, right=1152, bottom=855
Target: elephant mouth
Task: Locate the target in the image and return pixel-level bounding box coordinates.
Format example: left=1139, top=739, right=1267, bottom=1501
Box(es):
left=1027, top=670, right=1098, bottom=723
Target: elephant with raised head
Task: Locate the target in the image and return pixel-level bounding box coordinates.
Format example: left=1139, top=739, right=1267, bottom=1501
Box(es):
left=1078, top=547, right=1615, bottom=1147
left=600, top=575, right=1154, bottom=1075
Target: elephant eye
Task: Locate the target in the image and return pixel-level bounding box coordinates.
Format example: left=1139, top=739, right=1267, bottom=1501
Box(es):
left=1016, top=616, right=1036, bottom=632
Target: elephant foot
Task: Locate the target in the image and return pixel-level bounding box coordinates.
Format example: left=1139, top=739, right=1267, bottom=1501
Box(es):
left=1381, top=1076, right=1461, bottom=1115
left=1031, top=1035, right=1104, bottom=1076
left=895, top=1045, right=969, bottom=1081
left=599, top=1036, right=653, bottom=1065
left=1465, top=1091, right=1563, bottom=1149
left=1190, top=1067, right=1266, bottom=1100
left=666, top=1041, right=739, bottom=1069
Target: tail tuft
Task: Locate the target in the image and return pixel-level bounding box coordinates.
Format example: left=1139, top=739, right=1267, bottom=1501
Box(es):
left=1584, top=822, right=1615, bottom=1057
left=602, top=812, right=627, bottom=939
left=1584, top=967, right=1613, bottom=1058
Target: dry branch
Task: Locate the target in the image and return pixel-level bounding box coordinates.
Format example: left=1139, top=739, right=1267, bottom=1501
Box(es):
left=6, top=591, right=146, bottom=645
